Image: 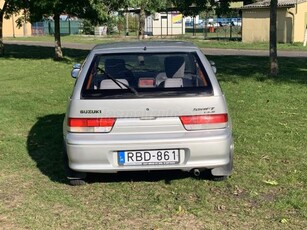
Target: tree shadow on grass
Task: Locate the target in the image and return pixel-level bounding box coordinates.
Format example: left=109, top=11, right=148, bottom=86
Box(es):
left=4, top=44, right=88, bottom=63
left=4, top=44, right=306, bottom=85
left=208, top=55, right=307, bottom=85
left=27, top=114, right=192, bottom=185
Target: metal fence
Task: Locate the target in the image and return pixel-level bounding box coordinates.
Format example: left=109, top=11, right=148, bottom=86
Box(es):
left=32, top=21, right=82, bottom=36
left=185, top=25, right=242, bottom=40
left=31, top=19, right=241, bottom=41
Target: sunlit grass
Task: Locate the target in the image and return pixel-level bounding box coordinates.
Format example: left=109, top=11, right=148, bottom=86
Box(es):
left=0, top=44, right=306, bottom=229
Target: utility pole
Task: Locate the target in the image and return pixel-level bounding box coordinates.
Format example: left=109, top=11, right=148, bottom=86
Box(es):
left=12, top=15, right=15, bottom=38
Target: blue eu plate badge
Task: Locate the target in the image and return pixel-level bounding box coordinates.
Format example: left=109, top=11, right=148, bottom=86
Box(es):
left=118, top=151, right=125, bottom=164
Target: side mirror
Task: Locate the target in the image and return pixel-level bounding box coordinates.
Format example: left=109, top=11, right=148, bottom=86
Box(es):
left=71, top=63, right=81, bottom=78
left=209, top=60, right=217, bottom=74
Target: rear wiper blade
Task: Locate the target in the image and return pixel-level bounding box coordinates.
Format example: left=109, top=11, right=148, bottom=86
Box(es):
left=98, top=68, right=139, bottom=97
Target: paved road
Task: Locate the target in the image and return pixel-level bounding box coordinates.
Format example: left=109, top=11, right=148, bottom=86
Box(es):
left=4, top=40, right=307, bottom=57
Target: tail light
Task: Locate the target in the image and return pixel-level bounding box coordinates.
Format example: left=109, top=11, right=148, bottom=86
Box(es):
left=68, top=118, right=116, bottom=133
left=180, top=114, right=228, bottom=130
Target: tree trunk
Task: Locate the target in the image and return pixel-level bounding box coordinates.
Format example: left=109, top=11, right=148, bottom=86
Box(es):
left=269, top=0, right=278, bottom=76
left=125, top=7, right=129, bottom=36
left=303, top=25, right=307, bottom=47
left=138, top=6, right=145, bottom=40
left=0, top=1, right=8, bottom=56
left=53, top=12, right=63, bottom=60
left=0, top=11, right=4, bottom=56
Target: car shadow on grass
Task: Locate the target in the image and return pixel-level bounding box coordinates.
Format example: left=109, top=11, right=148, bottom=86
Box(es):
left=27, top=114, right=199, bottom=185
left=86, top=170, right=192, bottom=185
left=27, top=114, right=67, bottom=183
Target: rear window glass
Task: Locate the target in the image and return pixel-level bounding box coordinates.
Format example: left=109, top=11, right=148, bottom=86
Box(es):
left=81, top=52, right=213, bottom=98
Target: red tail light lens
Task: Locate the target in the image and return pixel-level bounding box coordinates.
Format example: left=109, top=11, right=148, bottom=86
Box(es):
left=180, top=114, right=228, bottom=130
left=68, top=118, right=116, bottom=132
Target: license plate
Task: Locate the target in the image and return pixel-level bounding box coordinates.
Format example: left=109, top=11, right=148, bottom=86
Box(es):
left=118, top=149, right=180, bottom=166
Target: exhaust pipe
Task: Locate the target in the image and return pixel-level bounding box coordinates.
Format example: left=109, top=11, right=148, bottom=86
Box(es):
left=193, top=168, right=201, bottom=177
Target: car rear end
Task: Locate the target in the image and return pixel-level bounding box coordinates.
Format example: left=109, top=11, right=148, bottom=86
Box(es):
left=63, top=41, right=233, bottom=183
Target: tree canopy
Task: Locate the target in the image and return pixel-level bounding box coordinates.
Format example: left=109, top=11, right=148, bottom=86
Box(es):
left=0, top=0, right=29, bottom=55
left=1, top=0, right=279, bottom=77
left=171, top=0, right=215, bottom=16
left=28, top=0, right=113, bottom=59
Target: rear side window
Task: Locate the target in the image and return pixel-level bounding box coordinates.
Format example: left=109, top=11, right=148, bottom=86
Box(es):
left=81, top=52, right=213, bottom=98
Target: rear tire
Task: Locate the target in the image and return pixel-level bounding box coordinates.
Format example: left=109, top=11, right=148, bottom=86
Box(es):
left=201, top=169, right=228, bottom=181
left=63, top=144, right=87, bottom=186
left=69, top=179, right=86, bottom=186
left=210, top=175, right=228, bottom=181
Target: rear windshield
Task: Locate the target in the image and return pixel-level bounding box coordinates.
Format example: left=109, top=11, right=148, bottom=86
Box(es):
left=81, top=52, right=213, bottom=99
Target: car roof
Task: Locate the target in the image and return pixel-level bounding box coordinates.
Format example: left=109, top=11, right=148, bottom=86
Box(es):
left=92, top=41, right=199, bottom=53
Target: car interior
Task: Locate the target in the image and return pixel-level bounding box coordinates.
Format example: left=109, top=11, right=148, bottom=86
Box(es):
left=83, top=53, right=211, bottom=93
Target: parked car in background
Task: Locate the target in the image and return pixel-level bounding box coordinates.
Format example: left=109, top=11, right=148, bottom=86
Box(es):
left=197, top=18, right=242, bottom=28
left=63, top=41, right=234, bottom=185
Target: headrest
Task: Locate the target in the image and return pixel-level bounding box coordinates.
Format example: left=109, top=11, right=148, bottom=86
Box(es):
left=105, top=59, right=126, bottom=74
left=164, top=56, right=185, bottom=78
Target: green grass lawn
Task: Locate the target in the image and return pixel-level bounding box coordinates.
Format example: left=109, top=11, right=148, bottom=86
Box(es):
left=0, top=44, right=306, bottom=229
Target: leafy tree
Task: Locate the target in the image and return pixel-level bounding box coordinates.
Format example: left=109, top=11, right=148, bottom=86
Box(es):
left=0, top=0, right=28, bottom=56
left=171, top=0, right=216, bottom=17
left=0, top=1, right=8, bottom=55
left=242, top=0, right=257, bottom=5
left=171, top=0, right=257, bottom=17
left=29, top=0, right=109, bottom=60
left=29, top=0, right=66, bottom=60
left=211, top=0, right=230, bottom=17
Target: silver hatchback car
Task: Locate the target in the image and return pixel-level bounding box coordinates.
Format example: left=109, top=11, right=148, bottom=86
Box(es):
left=63, top=41, right=233, bottom=185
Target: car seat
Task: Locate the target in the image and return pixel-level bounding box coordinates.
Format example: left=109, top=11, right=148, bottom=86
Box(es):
left=164, top=56, right=185, bottom=78
left=156, top=56, right=187, bottom=87
left=104, top=59, right=135, bottom=85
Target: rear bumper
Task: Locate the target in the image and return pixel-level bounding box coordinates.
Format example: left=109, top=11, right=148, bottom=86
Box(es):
left=64, top=129, right=233, bottom=175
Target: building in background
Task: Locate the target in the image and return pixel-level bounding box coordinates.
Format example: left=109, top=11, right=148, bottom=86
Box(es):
left=0, top=0, right=31, bottom=37
left=145, top=12, right=185, bottom=36
left=241, top=0, right=307, bottom=43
